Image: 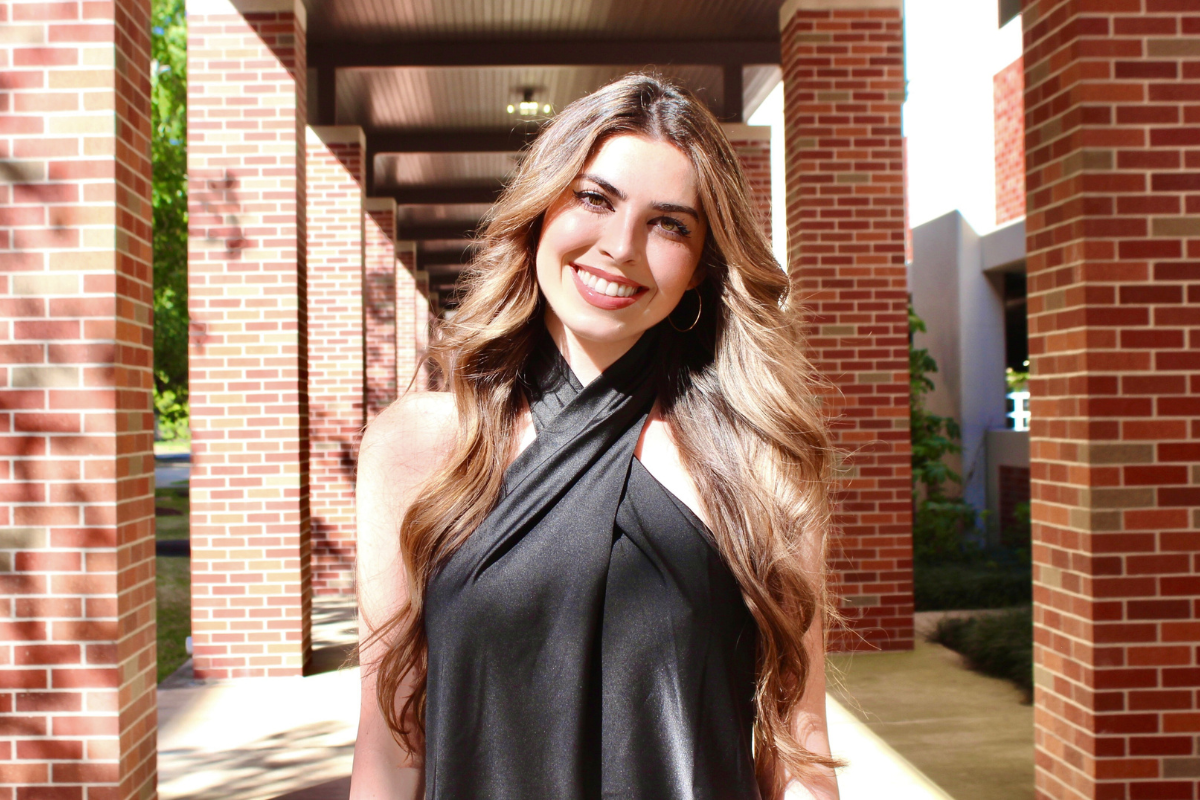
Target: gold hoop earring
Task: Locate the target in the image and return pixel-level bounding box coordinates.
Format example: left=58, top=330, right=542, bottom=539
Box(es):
left=668, top=288, right=702, bottom=333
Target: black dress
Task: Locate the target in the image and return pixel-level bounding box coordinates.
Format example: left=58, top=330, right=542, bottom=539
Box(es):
left=423, top=330, right=760, bottom=799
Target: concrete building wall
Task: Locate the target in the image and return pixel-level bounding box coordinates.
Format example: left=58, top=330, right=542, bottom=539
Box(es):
left=912, top=211, right=1012, bottom=518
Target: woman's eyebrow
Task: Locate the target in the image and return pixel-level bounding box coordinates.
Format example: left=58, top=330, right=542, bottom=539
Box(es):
left=579, top=173, right=626, bottom=201
left=578, top=173, right=700, bottom=220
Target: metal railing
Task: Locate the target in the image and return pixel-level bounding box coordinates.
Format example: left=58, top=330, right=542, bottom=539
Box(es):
left=1007, top=390, right=1030, bottom=431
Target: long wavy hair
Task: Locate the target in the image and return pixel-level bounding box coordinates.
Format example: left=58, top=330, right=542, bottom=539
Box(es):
left=364, top=73, right=841, bottom=796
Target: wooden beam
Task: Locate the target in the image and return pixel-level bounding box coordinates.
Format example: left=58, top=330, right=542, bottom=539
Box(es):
left=309, top=38, right=779, bottom=68
left=316, top=65, right=337, bottom=126
left=419, top=247, right=475, bottom=267
left=369, top=129, right=539, bottom=154
left=390, top=185, right=501, bottom=205
left=723, top=63, right=743, bottom=122
left=397, top=223, right=477, bottom=241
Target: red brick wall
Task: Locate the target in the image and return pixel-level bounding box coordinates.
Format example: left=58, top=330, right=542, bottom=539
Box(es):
left=781, top=0, right=912, bottom=652
left=0, top=0, right=157, bottom=797
left=187, top=0, right=311, bottom=679
left=722, top=124, right=772, bottom=241
left=365, top=199, right=397, bottom=422
left=306, top=126, right=364, bottom=596
left=1023, top=2, right=1200, bottom=797
left=998, top=464, right=1031, bottom=547
left=994, top=56, right=1026, bottom=225
left=395, top=242, right=418, bottom=393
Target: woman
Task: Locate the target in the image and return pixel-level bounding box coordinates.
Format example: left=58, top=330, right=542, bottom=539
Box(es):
left=352, top=74, right=842, bottom=800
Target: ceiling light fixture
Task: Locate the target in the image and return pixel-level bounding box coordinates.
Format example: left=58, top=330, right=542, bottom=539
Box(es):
left=508, top=87, right=551, bottom=117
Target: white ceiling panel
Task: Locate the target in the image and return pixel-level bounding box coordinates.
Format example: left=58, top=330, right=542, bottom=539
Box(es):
left=338, top=65, right=724, bottom=130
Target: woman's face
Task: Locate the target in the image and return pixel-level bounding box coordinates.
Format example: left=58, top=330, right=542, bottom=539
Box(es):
left=535, top=134, right=708, bottom=373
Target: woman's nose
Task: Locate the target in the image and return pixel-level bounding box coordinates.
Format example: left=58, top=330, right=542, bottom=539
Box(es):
left=597, top=209, right=642, bottom=265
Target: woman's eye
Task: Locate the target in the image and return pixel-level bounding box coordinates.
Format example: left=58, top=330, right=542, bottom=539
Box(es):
left=657, top=217, right=690, bottom=237
left=575, top=190, right=609, bottom=210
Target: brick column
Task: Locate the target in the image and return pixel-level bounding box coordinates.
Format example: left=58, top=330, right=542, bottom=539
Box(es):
left=1023, top=3, right=1200, bottom=798
left=413, top=268, right=433, bottom=392
left=394, top=242, right=418, bottom=392
left=305, top=126, right=364, bottom=596
left=187, top=0, right=311, bottom=679
left=780, top=0, right=911, bottom=651
left=0, top=0, right=156, bottom=797
left=722, top=123, right=772, bottom=240
left=365, top=199, right=397, bottom=421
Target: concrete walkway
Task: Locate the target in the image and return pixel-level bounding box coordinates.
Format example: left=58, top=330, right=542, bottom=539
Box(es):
left=157, top=599, right=1018, bottom=800
left=828, top=613, right=1035, bottom=800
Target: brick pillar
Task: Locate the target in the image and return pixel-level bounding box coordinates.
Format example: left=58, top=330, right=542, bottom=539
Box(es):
left=394, top=241, right=419, bottom=393
left=994, top=56, right=1026, bottom=225
left=413, top=268, right=433, bottom=392
left=305, top=126, right=364, bottom=596
left=780, top=0, right=911, bottom=651
left=0, top=0, right=156, bottom=797
left=365, top=199, right=397, bottom=421
left=722, top=123, right=772, bottom=240
left=1023, top=3, right=1200, bottom=798
left=187, top=0, right=310, bottom=679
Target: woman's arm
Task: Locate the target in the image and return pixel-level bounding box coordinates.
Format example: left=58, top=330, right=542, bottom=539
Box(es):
left=349, top=393, right=456, bottom=800
left=777, top=616, right=840, bottom=800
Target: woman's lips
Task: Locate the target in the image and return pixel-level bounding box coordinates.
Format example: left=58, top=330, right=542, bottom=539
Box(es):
left=570, top=264, right=645, bottom=310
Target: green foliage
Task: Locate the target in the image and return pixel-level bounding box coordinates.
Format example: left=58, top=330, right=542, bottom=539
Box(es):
left=915, top=562, right=1032, bottom=611
left=909, top=305, right=980, bottom=561
left=1005, top=366, right=1028, bottom=393
left=152, top=0, right=189, bottom=439
left=931, top=607, right=1033, bottom=700
left=154, top=387, right=190, bottom=442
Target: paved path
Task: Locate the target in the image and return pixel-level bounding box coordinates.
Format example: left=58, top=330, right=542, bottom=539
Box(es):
left=154, top=452, right=190, bottom=489
left=158, top=598, right=966, bottom=800
left=829, top=612, right=1035, bottom=800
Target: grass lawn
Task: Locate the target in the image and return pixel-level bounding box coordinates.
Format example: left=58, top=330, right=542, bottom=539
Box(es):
left=156, top=485, right=191, bottom=683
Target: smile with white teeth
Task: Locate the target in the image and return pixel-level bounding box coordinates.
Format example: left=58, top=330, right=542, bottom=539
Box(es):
left=574, top=266, right=640, bottom=298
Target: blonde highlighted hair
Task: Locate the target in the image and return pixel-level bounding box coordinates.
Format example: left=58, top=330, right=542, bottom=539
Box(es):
left=365, top=73, right=840, bottom=796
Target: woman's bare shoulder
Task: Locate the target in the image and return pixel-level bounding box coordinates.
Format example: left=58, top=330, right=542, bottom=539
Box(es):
left=359, top=391, right=458, bottom=488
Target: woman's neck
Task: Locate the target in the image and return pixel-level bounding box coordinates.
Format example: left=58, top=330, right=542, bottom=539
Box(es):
left=543, top=310, right=643, bottom=385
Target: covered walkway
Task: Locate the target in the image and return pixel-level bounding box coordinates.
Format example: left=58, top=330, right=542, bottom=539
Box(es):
left=2, top=0, right=1199, bottom=798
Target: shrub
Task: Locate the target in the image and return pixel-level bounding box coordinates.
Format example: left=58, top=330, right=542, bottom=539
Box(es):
left=931, top=607, right=1033, bottom=700
left=915, top=561, right=1031, bottom=611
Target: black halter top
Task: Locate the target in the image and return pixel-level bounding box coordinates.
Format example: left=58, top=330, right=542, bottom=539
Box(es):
left=423, top=330, right=760, bottom=799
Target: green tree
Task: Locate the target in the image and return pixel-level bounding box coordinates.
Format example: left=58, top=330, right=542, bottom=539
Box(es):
left=152, top=0, right=189, bottom=439
left=909, top=304, right=978, bottom=561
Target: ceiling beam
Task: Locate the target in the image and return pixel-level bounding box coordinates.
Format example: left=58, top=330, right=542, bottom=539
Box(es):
left=309, top=38, right=779, bottom=69
left=722, top=63, right=743, bottom=122
left=419, top=248, right=475, bottom=267
left=369, top=129, right=538, bottom=156
left=389, top=184, right=501, bottom=205
left=398, top=223, right=477, bottom=241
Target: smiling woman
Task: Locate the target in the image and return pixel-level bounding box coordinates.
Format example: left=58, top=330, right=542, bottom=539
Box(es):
left=352, top=73, right=842, bottom=800
left=536, top=135, right=708, bottom=381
